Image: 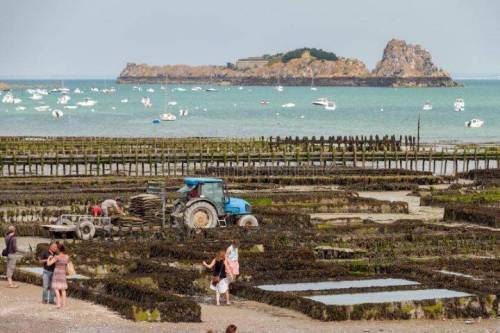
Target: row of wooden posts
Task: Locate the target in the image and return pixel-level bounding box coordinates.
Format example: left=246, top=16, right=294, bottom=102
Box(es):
left=0, top=148, right=498, bottom=177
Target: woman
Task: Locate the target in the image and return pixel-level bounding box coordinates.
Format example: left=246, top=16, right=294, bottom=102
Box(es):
left=48, top=243, right=69, bottom=308
left=202, top=250, right=233, bottom=306
left=225, top=240, right=239, bottom=280
left=4, top=226, right=18, bottom=288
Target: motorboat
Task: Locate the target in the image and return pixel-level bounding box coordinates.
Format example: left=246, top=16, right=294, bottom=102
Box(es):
left=120, top=99, right=128, bottom=103
left=146, top=88, right=155, bottom=93
left=422, top=102, right=433, bottom=111
left=179, top=109, right=189, bottom=117
left=52, top=109, right=64, bottom=118
left=64, top=105, right=78, bottom=109
left=324, top=101, right=336, bottom=111
left=312, top=97, right=329, bottom=106
left=464, top=119, right=484, bottom=128
left=454, top=98, right=465, bottom=112
left=29, top=93, right=43, bottom=100
left=35, top=105, right=50, bottom=112
left=310, top=87, right=318, bottom=91
left=76, top=98, right=97, bottom=107
left=191, top=86, right=202, bottom=91
left=160, top=113, right=176, bottom=121
left=59, top=87, right=70, bottom=94
left=141, top=97, right=152, bottom=108
left=74, top=88, right=83, bottom=94
left=260, top=100, right=270, bottom=105
left=205, top=88, right=217, bottom=92
left=167, top=101, right=177, bottom=106
left=133, top=86, right=142, bottom=91
left=173, top=87, right=187, bottom=92
left=281, top=103, right=295, bottom=108
left=57, top=95, right=71, bottom=105
left=90, top=87, right=99, bottom=92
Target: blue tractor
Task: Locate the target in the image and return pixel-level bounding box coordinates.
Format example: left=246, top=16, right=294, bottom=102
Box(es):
left=170, top=177, right=259, bottom=228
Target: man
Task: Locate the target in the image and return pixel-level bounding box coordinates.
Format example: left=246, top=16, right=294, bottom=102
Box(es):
left=101, top=197, right=123, bottom=217
left=4, top=226, right=18, bottom=288
left=39, top=242, right=58, bottom=303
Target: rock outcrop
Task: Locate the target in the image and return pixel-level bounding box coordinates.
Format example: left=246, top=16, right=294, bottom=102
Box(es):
left=0, top=82, right=10, bottom=91
left=117, top=40, right=458, bottom=87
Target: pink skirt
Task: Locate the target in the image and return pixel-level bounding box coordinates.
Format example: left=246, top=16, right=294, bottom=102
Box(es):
left=227, top=260, right=239, bottom=275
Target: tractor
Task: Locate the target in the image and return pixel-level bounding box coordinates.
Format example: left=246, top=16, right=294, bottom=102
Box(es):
left=170, top=177, right=259, bottom=228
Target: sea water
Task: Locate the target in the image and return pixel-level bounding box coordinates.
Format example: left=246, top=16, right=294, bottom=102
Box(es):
left=306, top=289, right=472, bottom=305
left=0, top=80, right=498, bottom=142
left=258, top=278, right=419, bottom=292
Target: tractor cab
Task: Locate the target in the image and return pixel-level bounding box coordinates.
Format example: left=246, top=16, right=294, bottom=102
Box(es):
left=173, top=177, right=258, bottom=228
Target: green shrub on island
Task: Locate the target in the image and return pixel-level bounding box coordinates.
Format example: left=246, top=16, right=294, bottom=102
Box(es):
left=280, top=48, right=338, bottom=63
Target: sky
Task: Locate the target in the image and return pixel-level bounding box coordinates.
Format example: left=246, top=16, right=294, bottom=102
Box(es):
left=1, top=0, right=499, bottom=79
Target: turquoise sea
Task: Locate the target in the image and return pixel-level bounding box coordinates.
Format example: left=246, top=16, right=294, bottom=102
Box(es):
left=0, top=80, right=499, bottom=142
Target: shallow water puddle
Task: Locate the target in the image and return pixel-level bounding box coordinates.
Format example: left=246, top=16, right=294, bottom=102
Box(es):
left=437, top=270, right=482, bottom=280
left=305, top=289, right=472, bottom=305
left=258, top=278, right=419, bottom=292
left=19, top=266, right=90, bottom=280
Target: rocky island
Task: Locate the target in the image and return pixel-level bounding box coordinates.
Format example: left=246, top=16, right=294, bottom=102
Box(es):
left=0, top=82, right=10, bottom=91
left=117, top=39, right=458, bottom=87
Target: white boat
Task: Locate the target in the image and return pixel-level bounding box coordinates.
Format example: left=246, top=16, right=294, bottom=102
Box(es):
left=141, top=97, right=152, bottom=108
left=146, top=88, right=155, bottom=93
left=76, top=98, right=97, bottom=107
left=57, top=94, right=71, bottom=105
left=74, top=88, right=83, bottom=94
left=454, top=98, right=465, bottom=112
left=167, top=101, right=177, bottom=106
left=59, top=87, right=70, bottom=94
left=310, top=73, right=317, bottom=91
left=90, top=87, right=99, bottom=92
left=422, top=102, right=433, bottom=111
left=465, top=119, right=484, bottom=128
left=15, top=106, right=26, bottom=111
left=281, top=103, right=295, bottom=108
left=324, top=101, right=336, bottom=111
left=174, top=87, right=187, bottom=92
left=160, top=113, right=176, bottom=121
left=120, top=99, right=128, bottom=103
left=30, top=93, right=43, bottom=100
left=64, top=105, right=78, bottom=109
left=35, top=105, right=50, bottom=112
left=2, top=93, right=14, bottom=104
left=52, top=109, right=64, bottom=118
left=312, top=97, right=329, bottom=106
left=238, top=86, right=244, bottom=90
left=205, top=88, right=217, bottom=92
left=191, top=86, right=202, bottom=91
left=276, top=85, right=284, bottom=92
left=260, top=100, right=270, bottom=105
left=179, top=109, right=189, bottom=116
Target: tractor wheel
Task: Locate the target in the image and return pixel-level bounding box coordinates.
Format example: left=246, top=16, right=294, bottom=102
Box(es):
left=76, top=221, right=96, bottom=240
left=184, top=202, right=218, bottom=229
left=237, top=215, right=259, bottom=227
left=55, top=217, right=72, bottom=226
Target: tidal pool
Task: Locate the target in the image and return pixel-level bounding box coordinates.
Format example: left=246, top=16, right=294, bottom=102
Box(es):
left=305, top=289, right=472, bottom=305
left=258, top=278, right=419, bottom=292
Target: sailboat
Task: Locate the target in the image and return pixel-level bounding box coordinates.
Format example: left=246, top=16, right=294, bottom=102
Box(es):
left=310, top=71, right=317, bottom=91
left=160, top=76, right=176, bottom=121
left=276, top=73, right=284, bottom=92
left=206, top=73, right=218, bottom=92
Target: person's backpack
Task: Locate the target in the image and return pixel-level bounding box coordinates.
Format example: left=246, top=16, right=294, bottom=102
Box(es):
left=2, top=236, right=12, bottom=257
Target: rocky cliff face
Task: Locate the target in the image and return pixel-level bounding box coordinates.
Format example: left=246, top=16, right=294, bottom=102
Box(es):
left=373, top=39, right=450, bottom=78
left=0, top=82, right=10, bottom=91
left=117, top=40, right=457, bottom=87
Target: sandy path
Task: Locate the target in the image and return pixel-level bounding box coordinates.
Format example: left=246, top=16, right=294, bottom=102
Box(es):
left=0, top=282, right=498, bottom=333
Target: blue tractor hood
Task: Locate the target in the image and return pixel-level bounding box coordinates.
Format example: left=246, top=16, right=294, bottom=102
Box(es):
left=224, top=197, right=252, bottom=215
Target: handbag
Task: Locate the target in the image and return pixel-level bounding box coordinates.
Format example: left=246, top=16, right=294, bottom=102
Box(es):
left=2, top=236, right=12, bottom=257
left=211, top=262, right=223, bottom=286
left=66, top=260, right=76, bottom=276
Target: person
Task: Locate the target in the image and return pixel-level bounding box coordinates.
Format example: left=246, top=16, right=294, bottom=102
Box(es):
left=226, top=324, right=237, bottom=333
left=48, top=243, right=69, bottom=308
left=202, top=250, right=233, bottom=306
left=39, top=242, right=58, bottom=304
left=101, top=197, right=123, bottom=217
left=225, top=240, right=239, bottom=280
left=4, top=226, right=18, bottom=288
left=91, top=205, right=103, bottom=217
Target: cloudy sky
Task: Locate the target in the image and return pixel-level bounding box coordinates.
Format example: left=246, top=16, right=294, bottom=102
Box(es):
left=1, top=0, right=499, bottom=78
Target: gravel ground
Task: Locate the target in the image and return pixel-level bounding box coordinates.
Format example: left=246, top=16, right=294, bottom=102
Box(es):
left=0, top=282, right=498, bottom=333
